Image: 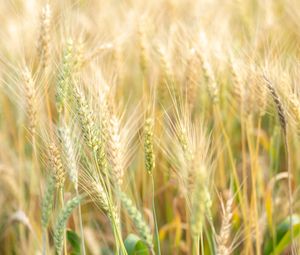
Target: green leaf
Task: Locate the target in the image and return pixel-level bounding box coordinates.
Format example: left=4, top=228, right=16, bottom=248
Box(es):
left=67, top=229, right=81, bottom=255
left=271, top=223, right=300, bottom=255
left=263, top=215, right=300, bottom=255
left=124, top=234, right=150, bottom=255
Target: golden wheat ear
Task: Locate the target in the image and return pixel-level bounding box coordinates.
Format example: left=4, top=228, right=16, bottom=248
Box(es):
left=48, top=141, right=65, bottom=190
left=37, top=3, right=51, bottom=71
left=263, top=75, right=286, bottom=134
left=216, top=192, right=234, bottom=255
left=22, top=67, right=37, bottom=137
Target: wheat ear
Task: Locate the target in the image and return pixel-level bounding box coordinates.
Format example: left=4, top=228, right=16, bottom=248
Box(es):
left=138, top=21, right=148, bottom=74
left=263, top=76, right=286, bottom=133
left=53, top=196, right=82, bottom=255
left=56, top=39, right=74, bottom=114
left=41, top=175, right=55, bottom=229
left=184, top=48, right=198, bottom=112
left=48, top=142, right=65, bottom=190
left=190, top=167, right=208, bottom=238
left=144, top=118, right=155, bottom=174
left=120, top=191, right=153, bottom=250
left=198, top=33, right=219, bottom=104
left=58, top=126, right=78, bottom=189
left=216, top=194, right=233, bottom=255
left=108, top=115, right=124, bottom=187
left=73, top=86, right=99, bottom=152
left=37, top=3, right=51, bottom=70
left=23, top=67, right=37, bottom=136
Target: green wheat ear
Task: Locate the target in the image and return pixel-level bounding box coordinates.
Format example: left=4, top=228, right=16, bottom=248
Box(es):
left=73, top=86, right=100, bottom=152
left=58, top=126, right=78, bottom=190
left=41, top=174, right=55, bottom=229
left=144, top=118, right=155, bottom=174
left=190, top=166, right=210, bottom=238
left=56, top=38, right=74, bottom=114
left=53, top=196, right=82, bottom=255
left=119, top=191, right=153, bottom=249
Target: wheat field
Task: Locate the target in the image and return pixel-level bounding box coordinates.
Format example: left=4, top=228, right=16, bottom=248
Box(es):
left=0, top=0, right=300, bottom=254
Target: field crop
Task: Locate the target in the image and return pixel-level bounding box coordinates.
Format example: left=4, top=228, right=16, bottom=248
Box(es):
left=0, top=0, right=300, bottom=254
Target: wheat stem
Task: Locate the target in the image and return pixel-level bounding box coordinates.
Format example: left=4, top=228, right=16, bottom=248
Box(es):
left=76, top=187, right=86, bottom=255
left=151, top=174, right=161, bottom=255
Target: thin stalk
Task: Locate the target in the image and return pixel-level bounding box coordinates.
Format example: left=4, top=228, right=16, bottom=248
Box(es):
left=241, top=117, right=248, bottom=211
left=240, top=111, right=252, bottom=254
left=254, top=117, right=262, bottom=255
left=76, top=188, right=86, bottom=255
left=284, top=128, right=294, bottom=254
left=213, top=105, right=246, bottom=216
left=28, top=132, right=38, bottom=214
left=42, top=230, right=47, bottom=255
left=192, top=236, right=199, bottom=255
left=92, top=152, right=127, bottom=254
left=246, top=116, right=261, bottom=255
left=151, top=174, right=161, bottom=255
left=200, top=231, right=204, bottom=255
left=112, top=225, right=120, bottom=255
left=204, top=223, right=215, bottom=255
left=214, top=104, right=253, bottom=254
left=186, top=205, right=192, bottom=253
left=28, top=130, right=39, bottom=252
left=60, top=188, right=68, bottom=255
left=43, top=69, right=53, bottom=128
left=17, top=126, right=26, bottom=250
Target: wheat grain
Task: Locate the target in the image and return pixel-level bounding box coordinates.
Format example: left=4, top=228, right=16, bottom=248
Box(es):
left=22, top=67, right=37, bottom=136
left=48, top=142, right=65, bottom=189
